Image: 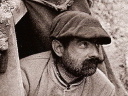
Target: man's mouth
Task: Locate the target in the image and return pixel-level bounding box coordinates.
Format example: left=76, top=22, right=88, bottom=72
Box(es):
left=83, top=67, right=96, bottom=71
left=82, top=63, right=97, bottom=70
left=88, top=67, right=96, bottom=71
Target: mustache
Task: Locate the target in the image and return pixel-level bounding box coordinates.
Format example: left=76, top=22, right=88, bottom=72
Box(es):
left=83, top=56, right=104, bottom=65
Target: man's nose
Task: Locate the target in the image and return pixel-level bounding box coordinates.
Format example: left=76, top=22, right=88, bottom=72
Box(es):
left=89, top=46, right=104, bottom=60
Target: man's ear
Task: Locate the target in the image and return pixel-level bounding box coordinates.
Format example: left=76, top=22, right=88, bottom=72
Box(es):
left=52, top=40, right=64, bottom=57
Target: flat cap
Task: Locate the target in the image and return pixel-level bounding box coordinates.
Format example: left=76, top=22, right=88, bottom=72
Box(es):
left=50, top=11, right=111, bottom=44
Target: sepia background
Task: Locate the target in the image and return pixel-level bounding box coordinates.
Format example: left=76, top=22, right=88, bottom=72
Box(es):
left=0, top=0, right=128, bottom=95
left=91, top=0, right=128, bottom=94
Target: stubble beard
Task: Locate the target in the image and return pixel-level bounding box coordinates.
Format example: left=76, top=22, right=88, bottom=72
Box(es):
left=58, top=51, right=103, bottom=77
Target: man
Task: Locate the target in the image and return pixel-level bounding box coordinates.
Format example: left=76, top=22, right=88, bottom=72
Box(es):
left=21, top=11, right=115, bottom=96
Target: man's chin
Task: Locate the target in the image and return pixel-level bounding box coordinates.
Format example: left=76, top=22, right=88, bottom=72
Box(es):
left=83, top=68, right=97, bottom=77
left=75, top=68, right=97, bottom=77
left=84, top=71, right=96, bottom=77
left=72, top=71, right=96, bottom=77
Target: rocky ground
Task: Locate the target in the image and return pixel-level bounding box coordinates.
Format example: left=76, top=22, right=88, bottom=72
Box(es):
left=91, top=0, right=128, bottom=94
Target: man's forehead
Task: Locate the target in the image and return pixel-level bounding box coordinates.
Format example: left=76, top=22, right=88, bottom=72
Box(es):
left=69, top=37, right=101, bottom=45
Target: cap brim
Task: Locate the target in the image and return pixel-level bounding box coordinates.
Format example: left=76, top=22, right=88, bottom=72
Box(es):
left=52, top=27, right=111, bottom=44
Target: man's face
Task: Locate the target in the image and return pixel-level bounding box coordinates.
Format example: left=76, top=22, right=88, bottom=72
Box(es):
left=59, top=38, right=104, bottom=77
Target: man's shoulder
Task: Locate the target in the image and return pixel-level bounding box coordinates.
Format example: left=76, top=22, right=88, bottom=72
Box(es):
left=20, top=51, right=52, bottom=94
left=21, top=51, right=51, bottom=62
left=20, top=51, right=51, bottom=71
left=89, top=69, right=115, bottom=95
left=93, top=69, right=115, bottom=88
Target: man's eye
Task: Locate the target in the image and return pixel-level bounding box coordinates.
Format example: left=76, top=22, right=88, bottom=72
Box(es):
left=78, top=41, right=88, bottom=49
